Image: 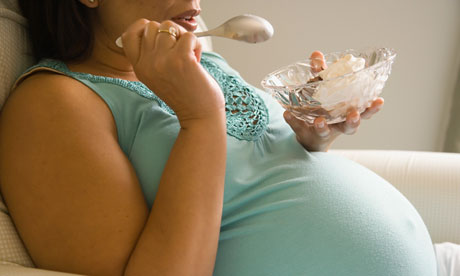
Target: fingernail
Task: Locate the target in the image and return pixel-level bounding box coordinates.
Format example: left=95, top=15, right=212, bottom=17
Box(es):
left=115, top=37, right=123, bottom=48
left=317, top=121, right=325, bottom=129
left=351, top=115, right=359, bottom=123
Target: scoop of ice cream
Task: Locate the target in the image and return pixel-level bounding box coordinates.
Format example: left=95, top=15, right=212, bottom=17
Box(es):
left=318, top=54, right=365, bottom=80
left=312, top=54, right=372, bottom=112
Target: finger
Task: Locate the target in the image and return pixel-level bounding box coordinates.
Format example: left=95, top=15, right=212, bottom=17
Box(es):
left=361, top=97, right=384, bottom=119
left=154, top=20, right=182, bottom=52
left=331, top=109, right=360, bottom=135
left=343, top=109, right=360, bottom=134
left=141, top=21, right=161, bottom=51
left=120, top=18, right=150, bottom=64
left=283, top=111, right=312, bottom=135
left=313, top=117, right=331, bottom=138
left=174, top=32, right=201, bottom=61
left=284, top=112, right=332, bottom=141
left=310, top=51, right=327, bottom=73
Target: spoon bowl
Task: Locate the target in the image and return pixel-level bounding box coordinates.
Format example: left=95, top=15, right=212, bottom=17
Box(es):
left=195, top=14, right=274, bottom=43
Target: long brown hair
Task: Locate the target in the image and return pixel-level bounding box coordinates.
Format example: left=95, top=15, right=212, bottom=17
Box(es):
left=18, top=0, right=94, bottom=62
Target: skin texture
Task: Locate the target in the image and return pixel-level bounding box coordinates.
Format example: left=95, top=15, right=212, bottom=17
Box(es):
left=0, top=0, right=383, bottom=275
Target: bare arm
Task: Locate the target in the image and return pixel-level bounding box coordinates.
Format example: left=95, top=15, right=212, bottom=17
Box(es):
left=0, top=72, right=226, bottom=276
left=124, top=115, right=226, bottom=276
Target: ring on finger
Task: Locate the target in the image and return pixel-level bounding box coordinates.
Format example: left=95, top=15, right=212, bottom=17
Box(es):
left=157, top=26, right=177, bottom=38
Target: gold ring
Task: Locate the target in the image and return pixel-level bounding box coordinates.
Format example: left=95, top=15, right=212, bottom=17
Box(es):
left=157, top=27, right=177, bottom=38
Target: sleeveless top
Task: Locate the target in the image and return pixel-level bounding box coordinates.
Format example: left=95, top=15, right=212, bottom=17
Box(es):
left=16, top=52, right=437, bottom=276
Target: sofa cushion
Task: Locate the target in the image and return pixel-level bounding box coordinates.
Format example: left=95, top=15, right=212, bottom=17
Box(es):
left=0, top=193, right=34, bottom=267
left=0, top=0, right=34, bottom=111
left=0, top=0, right=35, bottom=267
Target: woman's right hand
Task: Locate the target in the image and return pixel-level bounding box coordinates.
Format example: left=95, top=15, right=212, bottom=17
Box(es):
left=119, top=19, right=225, bottom=126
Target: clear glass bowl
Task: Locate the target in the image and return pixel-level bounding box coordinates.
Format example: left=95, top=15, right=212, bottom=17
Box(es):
left=261, top=48, right=396, bottom=124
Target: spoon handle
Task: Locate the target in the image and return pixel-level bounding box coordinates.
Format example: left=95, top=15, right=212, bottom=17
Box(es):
left=194, top=30, right=212, bottom=37
left=195, top=27, right=225, bottom=38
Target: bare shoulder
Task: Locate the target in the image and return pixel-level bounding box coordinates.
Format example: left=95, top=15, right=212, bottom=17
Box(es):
left=3, top=71, right=116, bottom=135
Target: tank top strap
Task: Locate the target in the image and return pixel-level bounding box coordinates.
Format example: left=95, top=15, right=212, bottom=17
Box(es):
left=13, top=59, right=175, bottom=115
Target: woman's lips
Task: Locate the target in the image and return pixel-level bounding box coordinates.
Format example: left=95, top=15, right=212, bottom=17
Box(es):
left=171, top=9, right=200, bottom=32
left=172, top=17, right=198, bottom=32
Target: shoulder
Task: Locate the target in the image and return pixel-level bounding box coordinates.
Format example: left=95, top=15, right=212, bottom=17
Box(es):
left=11, top=70, right=105, bottom=111
left=3, top=71, right=116, bottom=136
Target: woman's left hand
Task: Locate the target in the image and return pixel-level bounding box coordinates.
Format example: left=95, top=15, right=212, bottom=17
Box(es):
left=283, top=50, right=384, bottom=152
left=283, top=97, right=384, bottom=152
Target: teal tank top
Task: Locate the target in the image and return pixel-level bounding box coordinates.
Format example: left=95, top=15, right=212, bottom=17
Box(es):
left=20, top=52, right=436, bottom=276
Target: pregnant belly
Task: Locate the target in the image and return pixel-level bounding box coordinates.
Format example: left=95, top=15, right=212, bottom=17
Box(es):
left=214, top=153, right=437, bottom=276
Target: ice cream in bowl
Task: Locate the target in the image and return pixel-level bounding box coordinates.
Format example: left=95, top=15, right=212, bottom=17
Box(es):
left=261, top=48, right=396, bottom=124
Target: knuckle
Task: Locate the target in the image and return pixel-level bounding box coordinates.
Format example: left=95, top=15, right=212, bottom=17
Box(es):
left=132, top=18, right=151, bottom=30
left=179, top=32, right=196, bottom=44
left=146, top=21, right=158, bottom=29
left=162, top=19, right=175, bottom=25
left=140, top=18, right=150, bottom=24
left=160, top=20, right=176, bottom=28
left=181, top=32, right=195, bottom=40
left=134, top=18, right=150, bottom=26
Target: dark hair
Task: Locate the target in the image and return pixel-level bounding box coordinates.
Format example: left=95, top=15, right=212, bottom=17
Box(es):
left=18, top=0, right=94, bottom=62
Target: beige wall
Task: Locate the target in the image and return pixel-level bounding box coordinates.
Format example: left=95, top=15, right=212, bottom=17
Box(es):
left=201, top=0, right=460, bottom=151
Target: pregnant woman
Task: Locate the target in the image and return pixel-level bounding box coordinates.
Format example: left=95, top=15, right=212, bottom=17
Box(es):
left=0, top=0, right=437, bottom=275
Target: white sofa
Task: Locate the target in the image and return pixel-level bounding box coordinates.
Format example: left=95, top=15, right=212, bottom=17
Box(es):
left=1, top=0, right=459, bottom=275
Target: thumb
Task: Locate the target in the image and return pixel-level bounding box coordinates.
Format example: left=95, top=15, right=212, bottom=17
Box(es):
left=283, top=111, right=307, bottom=133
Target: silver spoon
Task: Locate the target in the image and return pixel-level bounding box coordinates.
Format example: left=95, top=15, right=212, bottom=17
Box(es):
left=115, top=14, right=274, bottom=48
left=195, top=14, right=274, bottom=43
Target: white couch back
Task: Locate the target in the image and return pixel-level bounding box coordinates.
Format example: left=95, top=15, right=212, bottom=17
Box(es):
left=0, top=0, right=33, bottom=111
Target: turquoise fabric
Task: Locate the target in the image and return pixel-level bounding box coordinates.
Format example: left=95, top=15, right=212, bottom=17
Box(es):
left=22, top=52, right=437, bottom=275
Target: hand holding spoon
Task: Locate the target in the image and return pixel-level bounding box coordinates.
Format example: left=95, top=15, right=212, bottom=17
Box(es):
left=116, top=14, right=274, bottom=47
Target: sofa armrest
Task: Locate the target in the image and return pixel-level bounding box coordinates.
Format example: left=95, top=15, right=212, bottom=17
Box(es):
left=331, top=150, right=460, bottom=244
left=0, top=262, right=83, bottom=276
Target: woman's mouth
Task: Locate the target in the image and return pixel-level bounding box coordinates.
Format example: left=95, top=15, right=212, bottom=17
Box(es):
left=171, top=9, right=200, bottom=32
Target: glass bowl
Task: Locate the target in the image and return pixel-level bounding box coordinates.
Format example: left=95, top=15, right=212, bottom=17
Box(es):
left=260, top=48, right=396, bottom=124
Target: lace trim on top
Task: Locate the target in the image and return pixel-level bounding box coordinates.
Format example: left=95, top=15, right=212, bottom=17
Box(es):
left=200, top=57, right=269, bottom=141
left=29, top=56, right=269, bottom=141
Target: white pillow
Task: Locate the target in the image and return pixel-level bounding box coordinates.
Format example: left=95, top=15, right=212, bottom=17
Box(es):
left=0, top=0, right=34, bottom=111
left=434, top=242, right=460, bottom=276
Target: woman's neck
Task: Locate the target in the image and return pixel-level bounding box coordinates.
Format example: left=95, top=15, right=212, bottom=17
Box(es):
left=67, top=33, right=139, bottom=82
